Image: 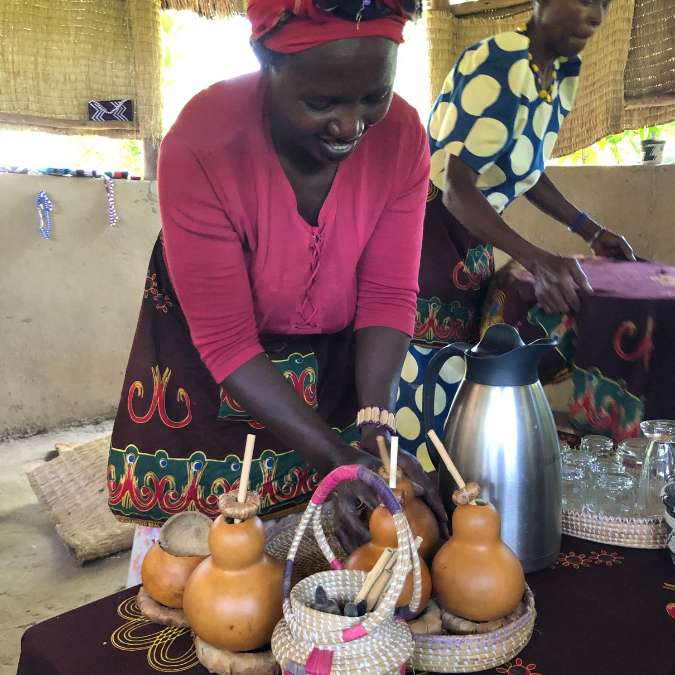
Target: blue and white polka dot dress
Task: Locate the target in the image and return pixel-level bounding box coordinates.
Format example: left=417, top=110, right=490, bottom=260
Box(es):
left=396, top=31, right=581, bottom=468
left=396, top=346, right=465, bottom=470
left=428, top=30, right=581, bottom=214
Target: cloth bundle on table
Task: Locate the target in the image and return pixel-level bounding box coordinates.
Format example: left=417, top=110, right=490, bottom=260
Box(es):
left=481, top=259, right=675, bottom=442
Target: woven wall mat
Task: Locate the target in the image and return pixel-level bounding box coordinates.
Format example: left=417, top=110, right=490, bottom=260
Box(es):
left=561, top=509, right=668, bottom=549
left=26, top=435, right=134, bottom=563
left=0, top=0, right=162, bottom=140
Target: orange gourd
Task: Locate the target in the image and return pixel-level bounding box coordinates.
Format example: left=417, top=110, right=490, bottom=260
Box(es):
left=432, top=500, right=524, bottom=622
left=182, top=492, right=283, bottom=652
left=392, top=474, right=440, bottom=562
left=140, top=543, right=205, bottom=609
left=345, top=484, right=432, bottom=617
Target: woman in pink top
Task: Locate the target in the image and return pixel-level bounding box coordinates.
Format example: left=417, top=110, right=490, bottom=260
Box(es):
left=108, top=0, right=447, bottom=575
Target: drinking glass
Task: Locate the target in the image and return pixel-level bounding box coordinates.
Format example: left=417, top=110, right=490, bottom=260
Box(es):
left=638, top=420, right=675, bottom=516
left=560, top=442, right=594, bottom=511
left=581, top=435, right=621, bottom=471
left=617, top=437, right=649, bottom=474
left=561, top=463, right=586, bottom=511
left=594, top=471, right=636, bottom=517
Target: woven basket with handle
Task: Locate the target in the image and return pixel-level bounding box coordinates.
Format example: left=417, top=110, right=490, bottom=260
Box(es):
left=271, top=464, right=421, bottom=675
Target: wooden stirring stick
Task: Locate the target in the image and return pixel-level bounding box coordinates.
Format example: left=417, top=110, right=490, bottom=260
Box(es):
left=376, top=434, right=390, bottom=469
left=376, top=434, right=401, bottom=490
left=234, top=433, right=255, bottom=523
left=369, top=536, right=423, bottom=611
left=388, top=436, right=399, bottom=490
left=354, top=547, right=395, bottom=604
left=427, top=429, right=476, bottom=505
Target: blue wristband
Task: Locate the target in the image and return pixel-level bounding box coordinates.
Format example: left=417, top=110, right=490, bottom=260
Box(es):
left=568, top=211, right=588, bottom=233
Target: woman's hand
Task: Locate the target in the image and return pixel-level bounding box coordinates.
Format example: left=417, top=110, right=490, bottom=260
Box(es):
left=590, top=228, right=636, bottom=261
left=332, top=429, right=450, bottom=553
left=395, top=449, right=449, bottom=540
left=331, top=443, right=383, bottom=554
left=361, top=426, right=448, bottom=538
left=530, top=253, right=593, bottom=315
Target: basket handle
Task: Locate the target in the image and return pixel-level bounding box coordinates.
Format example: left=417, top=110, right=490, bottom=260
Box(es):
left=282, top=465, right=404, bottom=599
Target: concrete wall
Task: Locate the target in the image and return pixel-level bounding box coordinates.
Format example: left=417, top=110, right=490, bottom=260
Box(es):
left=0, top=165, right=673, bottom=437
left=501, top=164, right=675, bottom=266
left=1, top=173, right=159, bottom=438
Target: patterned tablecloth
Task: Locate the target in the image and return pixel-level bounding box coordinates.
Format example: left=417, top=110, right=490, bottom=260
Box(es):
left=18, top=536, right=675, bottom=675
left=482, top=259, right=675, bottom=442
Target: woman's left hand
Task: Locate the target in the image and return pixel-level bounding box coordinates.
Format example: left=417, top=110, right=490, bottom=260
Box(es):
left=396, top=450, right=450, bottom=540
left=590, top=228, right=636, bottom=261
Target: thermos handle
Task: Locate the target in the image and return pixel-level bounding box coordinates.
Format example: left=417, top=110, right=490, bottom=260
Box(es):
left=421, top=342, right=469, bottom=469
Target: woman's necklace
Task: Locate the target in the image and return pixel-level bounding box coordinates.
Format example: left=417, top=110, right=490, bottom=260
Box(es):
left=516, top=26, right=558, bottom=104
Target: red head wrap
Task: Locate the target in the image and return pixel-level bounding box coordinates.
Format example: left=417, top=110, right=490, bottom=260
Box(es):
left=247, top=0, right=410, bottom=54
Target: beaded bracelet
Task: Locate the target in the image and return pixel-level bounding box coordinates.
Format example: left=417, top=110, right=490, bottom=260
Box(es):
left=356, top=406, right=396, bottom=434
left=568, top=211, right=588, bottom=233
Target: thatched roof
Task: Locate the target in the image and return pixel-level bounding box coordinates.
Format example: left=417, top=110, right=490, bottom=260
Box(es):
left=161, top=0, right=246, bottom=18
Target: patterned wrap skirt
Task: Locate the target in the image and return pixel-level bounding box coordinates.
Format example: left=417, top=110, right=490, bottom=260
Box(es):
left=108, top=234, right=359, bottom=527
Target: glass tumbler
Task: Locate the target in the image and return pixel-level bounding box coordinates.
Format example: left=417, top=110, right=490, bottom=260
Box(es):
left=561, top=463, right=586, bottom=511
left=638, top=420, right=675, bottom=516
left=582, top=435, right=620, bottom=471
left=561, top=446, right=593, bottom=511
left=594, top=471, right=637, bottom=517
left=617, top=437, right=649, bottom=474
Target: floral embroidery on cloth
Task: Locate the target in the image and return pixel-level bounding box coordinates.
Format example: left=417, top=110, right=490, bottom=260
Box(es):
left=495, top=657, right=542, bottom=674
left=144, top=273, right=173, bottom=313
left=218, top=352, right=318, bottom=425
left=556, top=549, right=624, bottom=569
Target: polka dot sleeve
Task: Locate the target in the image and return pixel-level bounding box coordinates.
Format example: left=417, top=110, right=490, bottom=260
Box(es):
left=429, top=34, right=533, bottom=190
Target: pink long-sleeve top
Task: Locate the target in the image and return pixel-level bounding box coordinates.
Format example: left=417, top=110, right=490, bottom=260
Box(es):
left=159, top=72, right=430, bottom=385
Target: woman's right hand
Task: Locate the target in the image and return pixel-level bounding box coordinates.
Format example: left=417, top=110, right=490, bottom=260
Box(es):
left=329, top=442, right=450, bottom=554
left=330, top=444, right=383, bottom=554
left=530, top=253, right=593, bottom=315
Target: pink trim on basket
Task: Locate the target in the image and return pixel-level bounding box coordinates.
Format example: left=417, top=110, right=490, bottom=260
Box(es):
left=399, top=665, right=406, bottom=675
left=311, top=465, right=360, bottom=505
left=342, top=623, right=368, bottom=642
left=306, top=647, right=334, bottom=674
left=329, top=558, right=343, bottom=570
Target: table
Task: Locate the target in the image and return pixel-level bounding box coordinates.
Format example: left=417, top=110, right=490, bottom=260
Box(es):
left=482, top=259, right=675, bottom=442
left=18, top=536, right=675, bottom=675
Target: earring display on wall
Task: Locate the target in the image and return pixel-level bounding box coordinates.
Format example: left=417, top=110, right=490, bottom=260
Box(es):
left=103, top=175, right=119, bottom=227
left=35, top=191, right=54, bottom=239
left=12, top=167, right=136, bottom=236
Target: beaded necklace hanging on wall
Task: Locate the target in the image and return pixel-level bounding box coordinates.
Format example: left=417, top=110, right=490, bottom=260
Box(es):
left=516, top=25, right=559, bottom=104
